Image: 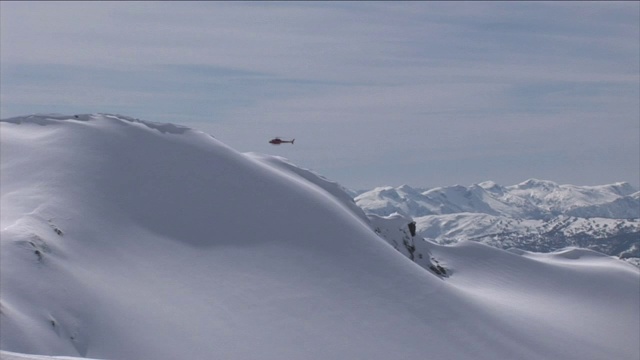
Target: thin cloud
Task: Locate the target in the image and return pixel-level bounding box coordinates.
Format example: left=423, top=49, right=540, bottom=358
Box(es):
left=1, top=1, right=638, bottom=189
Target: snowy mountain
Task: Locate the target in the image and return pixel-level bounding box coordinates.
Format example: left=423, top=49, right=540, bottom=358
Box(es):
left=1, top=114, right=639, bottom=360
left=356, top=181, right=638, bottom=219
left=355, top=182, right=640, bottom=262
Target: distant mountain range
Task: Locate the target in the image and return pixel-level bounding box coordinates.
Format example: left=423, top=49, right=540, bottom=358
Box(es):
left=355, top=180, right=640, bottom=264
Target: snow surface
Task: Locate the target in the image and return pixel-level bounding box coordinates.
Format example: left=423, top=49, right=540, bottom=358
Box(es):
left=1, top=114, right=639, bottom=360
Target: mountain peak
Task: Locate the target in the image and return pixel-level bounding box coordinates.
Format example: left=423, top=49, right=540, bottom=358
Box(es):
left=397, top=184, right=424, bottom=195
left=515, top=178, right=559, bottom=190
left=604, top=182, right=636, bottom=196
left=477, top=181, right=505, bottom=195
left=478, top=180, right=499, bottom=188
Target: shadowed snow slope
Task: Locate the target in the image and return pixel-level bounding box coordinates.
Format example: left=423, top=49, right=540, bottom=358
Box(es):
left=1, top=114, right=639, bottom=360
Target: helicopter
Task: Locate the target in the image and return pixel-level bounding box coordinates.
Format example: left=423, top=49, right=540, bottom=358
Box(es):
left=269, top=137, right=295, bottom=145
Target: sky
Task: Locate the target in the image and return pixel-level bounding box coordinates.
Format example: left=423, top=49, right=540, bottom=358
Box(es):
left=1, top=1, right=639, bottom=191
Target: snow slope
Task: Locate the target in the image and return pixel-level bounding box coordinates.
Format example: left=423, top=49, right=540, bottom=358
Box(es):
left=1, top=114, right=639, bottom=360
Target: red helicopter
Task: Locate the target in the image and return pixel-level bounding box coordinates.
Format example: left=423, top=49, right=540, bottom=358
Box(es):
left=269, top=137, right=295, bottom=145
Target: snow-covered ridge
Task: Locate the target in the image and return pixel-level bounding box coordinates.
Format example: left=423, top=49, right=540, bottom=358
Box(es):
left=2, top=114, right=638, bottom=360
left=2, top=113, right=192, bottom=135
left=0, top=350, right=100, bottom=360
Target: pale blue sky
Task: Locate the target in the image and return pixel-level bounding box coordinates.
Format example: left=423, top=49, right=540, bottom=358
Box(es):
left=2, top=1, right=639, bottom=190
